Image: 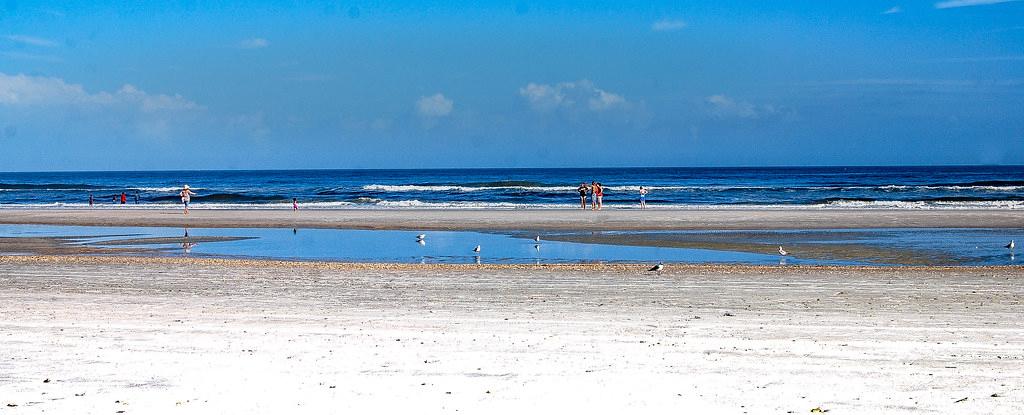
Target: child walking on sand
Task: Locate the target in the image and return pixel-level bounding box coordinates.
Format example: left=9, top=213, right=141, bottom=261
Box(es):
left=293, top=198, right=299, bottom=211
left=639, top=186, right=648, bottom=209
left=179, top=185, right=196, bottom=214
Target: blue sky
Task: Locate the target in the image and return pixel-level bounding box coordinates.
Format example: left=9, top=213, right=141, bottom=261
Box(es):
left=1, top=0, right=1022, bottom=170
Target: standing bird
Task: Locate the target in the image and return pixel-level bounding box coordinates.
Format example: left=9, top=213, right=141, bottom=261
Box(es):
left=778, top=246, right=788, bottom=256
left=534, top=235, right=541, bottom=243
left=648, top=263, right=664, bottom=272
left=1007, top=240, right=1015, bottom=250
left=473, top=245, right=481, bottom=253
left=416, top=234, right=426, bottom=241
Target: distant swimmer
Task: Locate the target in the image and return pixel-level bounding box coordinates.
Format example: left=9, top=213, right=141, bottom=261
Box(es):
left=179, top=185, right=197, bottom=215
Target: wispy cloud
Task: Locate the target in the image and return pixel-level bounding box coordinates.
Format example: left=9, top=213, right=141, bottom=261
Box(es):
left=0, top=51, right=63, bottom=63
left=415, top=93, right=453, bottom=117
left=931, top=55, right=1024, bottom=62
left=284, top=74, right=332, bottom=82
left=706, top=95, right=787, bottom=120
left=4, top=34, right=58, bottom=47
left=798, top=78, right=1024, bottom=91
left=651, top=19, right=687, bottom=32
left=238, top=37, right=269, bottom=49
left=519, top=80, right=631, bottom=112
left=935, top=0, right=1022, bottom=9
left=882, top=6, right=903, bottom=14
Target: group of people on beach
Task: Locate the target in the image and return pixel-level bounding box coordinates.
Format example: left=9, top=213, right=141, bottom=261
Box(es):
left=87, top=192, right=140, bottom=206
left=577, top=182, right=606, bottom=210
left=576, top=182, right=649, bottom=210
left=577, top=182, right=600, bottom=210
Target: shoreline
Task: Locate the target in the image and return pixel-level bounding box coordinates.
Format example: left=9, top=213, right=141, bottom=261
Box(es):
left=1, top=207, right=1023, bottom=231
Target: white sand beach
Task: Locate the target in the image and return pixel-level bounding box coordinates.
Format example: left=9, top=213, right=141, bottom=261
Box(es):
left=1, top=256, right=1021, bottom=414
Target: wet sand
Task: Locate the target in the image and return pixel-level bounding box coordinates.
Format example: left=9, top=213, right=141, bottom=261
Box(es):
left=1, top=256, right=1021, bottom=413
left=1, top=208, right=1022, bottom=231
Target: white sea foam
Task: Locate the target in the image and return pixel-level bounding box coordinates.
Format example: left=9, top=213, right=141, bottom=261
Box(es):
left=2, top=199, right=1021, bottom=210
left=362, top=184, right=579, bottom=192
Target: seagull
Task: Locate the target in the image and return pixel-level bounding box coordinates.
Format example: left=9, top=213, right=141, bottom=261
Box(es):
left=473, top=245, right=481, bottom=253
left=778, top=246, right=788, bottom=256
left=534, top=235, right=541, bottom=243
left=1007, top=240, right=1015, bottom=250
left=648, top=263, right=664, bottom=272
left=416, top=234, right=426, bottom=240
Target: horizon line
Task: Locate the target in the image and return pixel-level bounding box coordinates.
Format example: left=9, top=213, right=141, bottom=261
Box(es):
left=1, top=163, right=1021, bottom=175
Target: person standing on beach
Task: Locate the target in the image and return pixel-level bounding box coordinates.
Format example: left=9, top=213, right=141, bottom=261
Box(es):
left=179, top=185, right=196, bottom=215
left=293, top=197, right=299, bottom=211
left=120, top=192, right=127, bottom=205
left=595, top=182, right=604, bottom=210
left=639, top=186, right=648, bottom=209
left=577, top=183, right=589, bottom=210
left=88, top=193, right=94, bottom=207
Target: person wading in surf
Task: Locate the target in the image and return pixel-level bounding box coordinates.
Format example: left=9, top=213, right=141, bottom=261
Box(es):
left=179, top=185, right=197, bottom=215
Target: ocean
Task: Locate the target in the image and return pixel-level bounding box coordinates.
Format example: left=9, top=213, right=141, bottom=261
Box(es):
left=0, top=166, right=1022, bottom=209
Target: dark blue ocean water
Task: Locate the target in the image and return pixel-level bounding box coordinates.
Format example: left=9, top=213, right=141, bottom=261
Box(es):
left=0, top=166, right=1022, bottom=209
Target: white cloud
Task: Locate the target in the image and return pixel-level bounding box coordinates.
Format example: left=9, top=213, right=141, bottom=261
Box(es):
left=0, top=72, right=200, bottom=111
left=651, top=19, right=687, bottom=32
left=882, top=6, right=903, bottom=14
left=238, top=37, right=269, bottom=49
left=0, top=72, right=205, bottom=139
left=4, top=34, right=58, bottom=47
left=706, top=94, right=782, bottom=120
left=415, top=93, right=453, bottom=117
left=935, top=0, right=1021, bottom=8
left=519, top=80, right=631, bottom=112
